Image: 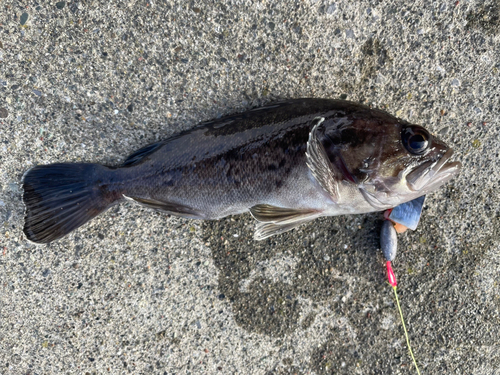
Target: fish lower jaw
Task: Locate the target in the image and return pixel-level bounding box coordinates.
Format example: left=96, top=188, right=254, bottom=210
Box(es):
left=407, top=160, right=461, bottom=193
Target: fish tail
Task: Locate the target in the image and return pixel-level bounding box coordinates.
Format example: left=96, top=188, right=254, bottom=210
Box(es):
left=22, top=163, right=122, bottom=243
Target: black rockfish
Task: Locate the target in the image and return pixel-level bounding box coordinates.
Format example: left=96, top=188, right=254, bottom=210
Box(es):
left=23, top=99, right=461, bottom=243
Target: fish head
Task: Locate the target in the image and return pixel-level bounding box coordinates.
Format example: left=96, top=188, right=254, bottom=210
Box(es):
left=321, top=112, right=461, bottom=209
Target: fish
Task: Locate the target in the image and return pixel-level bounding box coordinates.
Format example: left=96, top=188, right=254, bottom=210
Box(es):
left=22, top=98, right=461, bottom=244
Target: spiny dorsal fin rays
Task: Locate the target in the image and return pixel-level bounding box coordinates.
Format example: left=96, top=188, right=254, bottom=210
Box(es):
left=305, top=117, right=340, bottom=203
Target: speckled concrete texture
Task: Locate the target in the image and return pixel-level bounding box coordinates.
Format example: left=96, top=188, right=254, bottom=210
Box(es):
left=1, top=0, right=499, bottom=374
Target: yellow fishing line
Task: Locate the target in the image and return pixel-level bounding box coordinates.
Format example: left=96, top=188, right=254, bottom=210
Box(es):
left=393, top=286, right=421, bottom=375
left=386, top=261, right=421, bottom=374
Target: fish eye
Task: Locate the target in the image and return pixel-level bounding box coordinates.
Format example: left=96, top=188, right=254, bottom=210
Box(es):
left=402, top=126, right=432, bottom=155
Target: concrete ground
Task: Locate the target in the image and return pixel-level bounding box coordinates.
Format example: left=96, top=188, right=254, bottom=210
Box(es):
left=1, top=0, right=499, bottom=374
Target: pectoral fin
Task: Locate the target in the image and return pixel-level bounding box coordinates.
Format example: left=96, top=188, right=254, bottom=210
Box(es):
left=305, top=117, right=340, bottom=202
left=123, top=195, right=205, bottom=219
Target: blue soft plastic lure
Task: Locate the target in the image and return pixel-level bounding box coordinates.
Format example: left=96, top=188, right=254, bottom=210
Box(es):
left=380, top=196, right=425, bottom=375
left=388, top=195, right=425, bottom=231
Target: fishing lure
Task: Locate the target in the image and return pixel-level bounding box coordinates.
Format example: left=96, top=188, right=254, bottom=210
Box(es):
left=381, top=196, right=426, bottom=375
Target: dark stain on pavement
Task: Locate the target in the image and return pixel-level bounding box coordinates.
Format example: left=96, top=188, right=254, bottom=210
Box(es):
left=466, top=2, right=500, bottom=35
left=203, top=213, right=383, bottom=337
left=360, top=38, right=392, bottom=82
left=203, top=186, right=500, bottom=373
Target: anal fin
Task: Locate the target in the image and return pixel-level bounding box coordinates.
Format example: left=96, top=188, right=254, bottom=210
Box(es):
left=123, top=195, right=205, bottom=219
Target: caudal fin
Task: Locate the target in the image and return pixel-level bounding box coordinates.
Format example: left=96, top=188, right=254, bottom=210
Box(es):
left=22, top=163, right=120, bottom=244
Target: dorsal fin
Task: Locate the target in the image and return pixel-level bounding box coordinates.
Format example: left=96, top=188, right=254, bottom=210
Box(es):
left=122, top=141, right=165, bottom=167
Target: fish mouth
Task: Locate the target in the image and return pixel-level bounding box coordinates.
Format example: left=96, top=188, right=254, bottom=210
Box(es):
left=406, top=148, right=462, bottom=192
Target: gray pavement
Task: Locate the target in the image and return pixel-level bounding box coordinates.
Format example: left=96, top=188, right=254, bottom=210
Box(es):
left=1, top=0, right=499, bottom=374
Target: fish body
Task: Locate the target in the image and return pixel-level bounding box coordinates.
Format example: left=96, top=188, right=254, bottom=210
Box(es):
left=23, top=99, right=461, bottom=243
